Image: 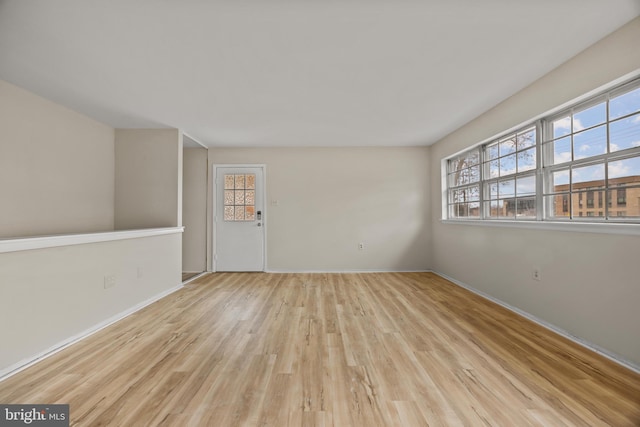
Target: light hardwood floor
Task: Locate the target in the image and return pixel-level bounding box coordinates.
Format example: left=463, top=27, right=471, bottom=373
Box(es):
left=1, top=272, right=639, bottom=426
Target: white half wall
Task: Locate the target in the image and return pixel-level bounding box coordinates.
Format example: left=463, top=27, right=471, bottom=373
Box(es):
left=208, top=147, right=431, bottom=272
left=0, top=79, right=115, bottom=238
left=430, top=18, right=640, bottom=366
left=0, top=231, right=182, bottom=376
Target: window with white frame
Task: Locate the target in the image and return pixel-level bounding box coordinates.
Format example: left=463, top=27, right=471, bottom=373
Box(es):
left=447, top=148, right=480, bottom=218
left=445, top=76, right=640, bottom=223
left=483, top=126, right=537, bottom=219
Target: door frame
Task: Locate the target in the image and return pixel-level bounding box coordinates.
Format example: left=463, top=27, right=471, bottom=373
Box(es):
left=212, top=164, right=267, bottom=272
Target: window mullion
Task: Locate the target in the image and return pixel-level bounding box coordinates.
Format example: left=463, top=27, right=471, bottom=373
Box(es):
left=536, top=120, right=544, bottom=221
left=605, top=93, right=610, bottom=220
left=479, top=146, right=485, bottom=219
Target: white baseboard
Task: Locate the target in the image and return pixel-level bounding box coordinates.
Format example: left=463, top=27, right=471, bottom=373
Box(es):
left=264, top=269, right=431, bottom=273
left=0, top=283, right=184, bottom=382
left=434, top=271, right=640, bottom=375
left=182, top=272, right=208, bottom=284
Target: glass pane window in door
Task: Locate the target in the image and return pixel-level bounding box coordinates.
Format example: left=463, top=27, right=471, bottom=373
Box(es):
left=224, top=190, right=234, bottom=205
left=224, top=174, right=235, bottom=189
left=234, top=174, right=245, bottom=189
left=234, top=206, right=245, bottom=221
left=246, top=174, right=256, bottom=189
left=245, top=206, right=256, bottom=220
left=245, top=190, right=255, bottom=205
left=224, top=206, right=234, bottom=221
left=235, top=190, right=245, bottom=205
left=223, top=174, right=256, bottom=221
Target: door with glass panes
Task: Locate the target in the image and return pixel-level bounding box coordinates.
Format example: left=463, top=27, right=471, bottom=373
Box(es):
left=214, top=166, right=265, bottom=271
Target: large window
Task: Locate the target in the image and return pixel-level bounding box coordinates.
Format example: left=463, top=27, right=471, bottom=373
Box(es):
left=445, top=77, right=640, bottom=223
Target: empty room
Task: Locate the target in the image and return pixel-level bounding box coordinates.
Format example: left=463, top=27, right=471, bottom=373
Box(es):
left=1, top=1, right=640, bottom=426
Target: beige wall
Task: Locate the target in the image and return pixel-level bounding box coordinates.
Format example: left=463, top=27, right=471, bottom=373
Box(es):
left=430, top=18, right=640, bottom=366
left=114, top=129, right=183, bottom=230
left=0, top=232, right=182, bottom=376
left=0, top=82, right=184, bottom=377
left=182, top=148, right=208, bottom=272
left=208, top=147, right=431, bottom=272
left=0, top=80, right=114, bottom=238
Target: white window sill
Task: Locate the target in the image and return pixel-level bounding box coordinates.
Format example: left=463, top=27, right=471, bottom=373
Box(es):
left=0, top=227, right=185, bottom=254
left=440, top=219, right=640, bottom=236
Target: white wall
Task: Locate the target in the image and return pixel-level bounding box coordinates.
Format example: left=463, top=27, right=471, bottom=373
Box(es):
left=182, top=148, right=208, bottom=272
left=0, top=80, right=114, bottom=238
left=0, top=232, right=182, bottom=376
left=429, top=17, right=640, bottom=367
left=208, top=147, right=431, bottom=272
left=114, top=129, right=183, bottom=230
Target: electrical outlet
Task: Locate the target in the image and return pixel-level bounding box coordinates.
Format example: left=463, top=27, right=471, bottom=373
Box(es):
left=104, top=275, right=117, bottom=289
left=532, top=268, right=541, bottom=281
left=358, top=242, right=364, bottom=250
left=137, top=267, right=143, bottom=279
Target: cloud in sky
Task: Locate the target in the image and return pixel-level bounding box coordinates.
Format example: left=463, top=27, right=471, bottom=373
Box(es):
left=608, top=161, right=631, bottom=179
left=554, top=117, right=571, bottom=129
left=555, top=151, right=572, bottom=163
left=609, top=156, right=640, bottom=180
left=553, top=117, right=588, bottom=138
left=573, top=164, right=605, bottom=183
left=516, top=175, right=536, bottom=195
left=553, top=170, right=569, bottom=186
left=554, top=117, right=584, bottom=133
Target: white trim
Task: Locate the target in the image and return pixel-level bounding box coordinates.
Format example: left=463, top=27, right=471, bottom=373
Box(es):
left=441, top=218, right=640, bottom=236
left=0, top=282, right=184, bottom=382
left=0, top=227, right=184, bottom=254
left=265, top=269, right=431, bottom=273
left=434, top=271, right=640, bottom=375
left=212, top=164, right=267, bottom=272
left=182, top=271, right=208, bottom=284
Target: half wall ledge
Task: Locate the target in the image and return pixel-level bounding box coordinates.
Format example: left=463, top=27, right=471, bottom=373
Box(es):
left=0, top=227, right=185, bottom=254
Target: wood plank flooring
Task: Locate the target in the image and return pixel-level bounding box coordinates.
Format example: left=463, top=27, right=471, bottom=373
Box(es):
left=1, top=272, right=639, bottom=426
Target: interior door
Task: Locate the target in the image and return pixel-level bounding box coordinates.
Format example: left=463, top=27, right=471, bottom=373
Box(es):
left=214, top=166, right=265, bottom=271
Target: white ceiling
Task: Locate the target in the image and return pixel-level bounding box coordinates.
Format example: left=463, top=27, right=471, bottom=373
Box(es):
left=1, top=1, right=639, bottom=148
